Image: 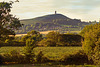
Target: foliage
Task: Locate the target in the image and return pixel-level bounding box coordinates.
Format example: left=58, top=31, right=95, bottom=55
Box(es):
left=35, top=51, right=50, bottom=63
left=21, top=30, right=42, bottom=42
left=24, top=38, right=35, bottom=63
left=0, top=47, right=88, bottom=64
left=0, top=2, right=22, bottom=45
left=0, top=54, right=3, bottom=64
left=23, top=30, right=43, bottom=63
left=1, top=50, right=26, bottom=63
left=39, top=31, right=82, bottom=46
left=81, top=23, right=100, bottom=64
left=36, top=51, right=43, bottom=63
left=60, top=50, right=89, bottom=65
left=80, top=24, right=93, bottom=37
left=38, top=38, right=56, bottom=47
left=0, top=40, right=4, bottom=47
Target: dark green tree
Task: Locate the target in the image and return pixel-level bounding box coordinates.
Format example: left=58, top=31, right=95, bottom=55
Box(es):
left=23, top=30, right=43, bottom=63
left=0, top=2, right=22, bottom=41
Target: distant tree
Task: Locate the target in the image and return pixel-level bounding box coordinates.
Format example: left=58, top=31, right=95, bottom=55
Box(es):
left=46, top=31, right=60, bottom=42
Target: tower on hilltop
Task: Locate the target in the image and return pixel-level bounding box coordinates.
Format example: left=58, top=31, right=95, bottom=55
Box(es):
left=55, top=11, right=57, bottom=14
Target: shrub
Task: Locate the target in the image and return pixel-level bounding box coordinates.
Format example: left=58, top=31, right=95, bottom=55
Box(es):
left=36, top=51, right=50, bottom=63
left=0, top=40, right=4, bottom=47
left=36, top=51, right=43, bottom=63
left=2, top=50, right=26, bottom=64
left=60, top=50, right=89, bottom=65
left=0, top=54, right=3, bottom=64
left=24, top=38, right=36, bottom=63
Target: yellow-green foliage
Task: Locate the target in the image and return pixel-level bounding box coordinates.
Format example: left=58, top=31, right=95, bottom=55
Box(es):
left=81, top=23, right=100, bottom=64
left=39, top=31, right=82, bottom=46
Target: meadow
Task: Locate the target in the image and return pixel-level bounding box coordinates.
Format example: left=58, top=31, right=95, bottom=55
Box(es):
left=0, top=47, right=82, bottom=60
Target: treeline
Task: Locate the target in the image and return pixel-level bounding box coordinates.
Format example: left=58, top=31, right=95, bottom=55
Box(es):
left=0, top=31, right=82, bottom=47
left=15, top=22, right=92, bottom=34
left=38, top=31, right=82, bottom=46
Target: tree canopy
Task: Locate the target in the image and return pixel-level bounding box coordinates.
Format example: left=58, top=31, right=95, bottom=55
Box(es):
left=81, top=23, right=100, bottom=64
left=38, top=31, right=82, bottom=46
left=0, top=2, right=21, bottom=41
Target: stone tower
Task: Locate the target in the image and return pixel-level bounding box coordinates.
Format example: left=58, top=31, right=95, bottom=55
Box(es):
left=55, top=11, right=57, bottom=14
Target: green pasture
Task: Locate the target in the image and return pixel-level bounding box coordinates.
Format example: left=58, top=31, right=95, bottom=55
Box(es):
left=0, top=47, right=82, bottom=60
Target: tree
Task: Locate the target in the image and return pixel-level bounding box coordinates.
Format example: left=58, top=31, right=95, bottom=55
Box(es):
left=80, top=24, right=93, bottom=37
left=0, top=2, right=21, bottom=41
left=23, top=30, right=43, bottom=63
left=46, top=31, right=60, bottom=42
left=24, top=38, right=35, bottom=63
left=81, top=23, right=100, bottom=64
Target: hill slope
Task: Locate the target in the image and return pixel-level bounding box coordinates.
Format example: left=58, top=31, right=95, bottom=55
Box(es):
left=16, top=14, right=92, bottom=34
left=20, top=14, right=70, bottom=24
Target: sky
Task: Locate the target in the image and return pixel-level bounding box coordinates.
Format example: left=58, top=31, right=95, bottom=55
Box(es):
left=1, top=0, right=100, bottom=22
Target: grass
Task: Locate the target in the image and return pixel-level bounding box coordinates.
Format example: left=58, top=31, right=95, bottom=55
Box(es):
left=34, top=47, right=82, bottom=60
left=65, top=31, right=81, bottom=34
left=0, top=46, right=24, bottom=54
left=70, top=31, right=81, bottom=33
left=0, top=46, right=82, bottom=60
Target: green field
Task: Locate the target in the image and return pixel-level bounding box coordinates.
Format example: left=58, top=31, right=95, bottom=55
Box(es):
left=34, top=47, right=82, bottom=60
left=0, top=47, right=82, bottom=60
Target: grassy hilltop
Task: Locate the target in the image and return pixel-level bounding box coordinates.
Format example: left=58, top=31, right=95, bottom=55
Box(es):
left=16, top=14, right=92, bottom=34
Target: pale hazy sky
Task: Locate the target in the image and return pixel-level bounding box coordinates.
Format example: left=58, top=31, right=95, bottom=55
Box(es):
left=1, top=0, right=100, bottom=21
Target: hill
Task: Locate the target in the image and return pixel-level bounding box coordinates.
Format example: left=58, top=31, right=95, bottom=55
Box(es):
left=16, top=14, right=94, bottom=34
left=21, top=14, right=69, bottom=24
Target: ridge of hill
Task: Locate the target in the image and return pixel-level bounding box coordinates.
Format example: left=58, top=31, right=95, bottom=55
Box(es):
left=16, top=14, right=94, bottom=34
left=20, top=14, right=70, bottom=24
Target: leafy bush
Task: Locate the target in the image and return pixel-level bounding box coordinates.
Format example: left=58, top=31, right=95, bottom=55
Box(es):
left=2, top=50, right=26, bottom=64
left=23, top=30, right=43, bottom=63
left=36, top=51, right=43, bottom=63
left=0, top=54, right=3, bottom=64
left=24, top=38, right=35, bottom=63
left=0, top=40, right=4, bottom=47
left=38, top=39, right=56, bottom=47
left=60, top=50, right=89, bottom=65
left=36, top=51, right=50, bottom=63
